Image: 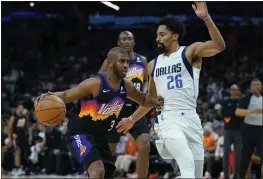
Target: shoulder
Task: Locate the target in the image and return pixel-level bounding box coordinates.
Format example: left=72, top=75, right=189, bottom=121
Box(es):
left=79, top=76, right=102, bottom=92
left=185, top=42, right=203, bottom=58
left=240, top=93, right=253, bottom=101
left=137, top=54, right=148, bottom=66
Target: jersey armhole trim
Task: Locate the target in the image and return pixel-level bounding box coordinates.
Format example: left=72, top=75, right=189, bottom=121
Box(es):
left=151, top=57, right=158, bottom=78
left=182, top=47, right=193, bottom=79
left=93, top=74, right=103, bottom=99
left=120, top=79, right=128, bottom=100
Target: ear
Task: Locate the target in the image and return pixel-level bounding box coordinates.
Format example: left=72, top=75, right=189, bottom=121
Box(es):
left=107, top=60, right=113, bottom=68
left=173, top=33, right=179, bottom=41
left=117, top=40, right=120, bottom=46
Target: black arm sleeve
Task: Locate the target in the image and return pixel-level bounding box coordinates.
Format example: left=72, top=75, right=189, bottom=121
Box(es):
left=237, top=94, right=252, bottom=109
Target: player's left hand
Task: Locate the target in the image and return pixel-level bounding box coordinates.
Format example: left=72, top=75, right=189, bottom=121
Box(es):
left=116, top=117, right=134, bottom=134
left=192, top=1, right=209, bottom=19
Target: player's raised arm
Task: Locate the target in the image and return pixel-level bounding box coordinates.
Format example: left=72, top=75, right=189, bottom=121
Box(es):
left=187, top=1, right=225, bottom=59
left=124, top=75, right=163, bottom=109
left=35, top=78, right=101, bottom=104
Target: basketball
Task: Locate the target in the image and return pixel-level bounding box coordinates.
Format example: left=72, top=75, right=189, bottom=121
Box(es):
left=35, top=95, right=66, bottom=126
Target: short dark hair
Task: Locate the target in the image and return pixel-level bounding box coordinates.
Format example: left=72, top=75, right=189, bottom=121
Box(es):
left=250, top=78, right=262, bottom=85
left=158, top=16, right=186, bottom=41
left=107, top=47, right=128, bottom=61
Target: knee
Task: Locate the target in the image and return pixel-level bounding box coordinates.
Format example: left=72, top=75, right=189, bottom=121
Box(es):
left=88, top=166, right=105, bottom=178
left=136, top=134, right=150, bottom=154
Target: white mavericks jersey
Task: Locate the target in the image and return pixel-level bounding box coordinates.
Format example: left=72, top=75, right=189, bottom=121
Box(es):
left=152, top=46, right=201, bottom=111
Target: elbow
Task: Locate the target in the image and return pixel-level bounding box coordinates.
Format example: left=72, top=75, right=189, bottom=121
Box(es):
left=216, top=42, right=226, bottom=52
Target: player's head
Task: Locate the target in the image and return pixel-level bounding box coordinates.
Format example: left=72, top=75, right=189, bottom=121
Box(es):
left=107, top=47, right=130, bottom=78
left=230, top=84, right=240, bottom=98
left=156, top=16, right=186, bottom=53
left=250, top=78, right=262, bottom=95
left=118, top=31, right=135, bottom=53
left=16, top=105, right=24, bottom=116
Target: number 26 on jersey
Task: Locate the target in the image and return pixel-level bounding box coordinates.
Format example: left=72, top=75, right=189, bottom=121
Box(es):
left=167, top=74, right=183, bottom=89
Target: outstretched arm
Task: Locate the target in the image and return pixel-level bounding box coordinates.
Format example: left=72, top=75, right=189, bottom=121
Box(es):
left=36, top=78, right=100, bottom=104
left=125, top=76, right=162, bottom=108
left=186, top=1, right=225, bottom=60
left=117, top=60, right=158, bottom=133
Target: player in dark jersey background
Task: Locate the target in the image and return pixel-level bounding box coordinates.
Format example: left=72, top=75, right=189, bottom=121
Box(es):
left=8, top=104, right=29, bottom=175
left=35, top=47, right=163, bottom=178
left=99, top=31, right=150, bottom=178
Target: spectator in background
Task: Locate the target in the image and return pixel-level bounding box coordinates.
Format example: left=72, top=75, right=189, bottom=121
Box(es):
left=115, top=133, right=138, bottom=177
left=8, top=105, right=29, bottom=176
left=214, top=124, right=224, bottom=178
left=221, top=84, right=242, bottom=179
left=235, top=78, right=263, bottom=179
left=203, top=125, right=217, bottom=178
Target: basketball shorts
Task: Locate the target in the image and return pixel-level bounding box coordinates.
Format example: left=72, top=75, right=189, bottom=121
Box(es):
left=12, top=132, right=28, bottom=149
left=67, top=134, right=116, bottom=171
left=154, top=110, right=204, bottom=160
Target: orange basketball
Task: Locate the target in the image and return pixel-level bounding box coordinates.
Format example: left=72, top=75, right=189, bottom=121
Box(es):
left=35, top=95, right=66, bottom=126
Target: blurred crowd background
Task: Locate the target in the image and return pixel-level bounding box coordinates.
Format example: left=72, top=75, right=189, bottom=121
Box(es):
left=1, top=1, right=262, bottom=178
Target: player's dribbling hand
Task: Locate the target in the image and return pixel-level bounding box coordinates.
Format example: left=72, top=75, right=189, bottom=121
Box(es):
left=152, top=96, right=164, bottom=109
left=192, top=1, right=209, bottom=19
left=34, top=91, right=53, bottom=106
left=116, top=117, right=134, bottom=134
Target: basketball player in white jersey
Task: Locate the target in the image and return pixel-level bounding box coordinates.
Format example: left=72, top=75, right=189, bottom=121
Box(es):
left=116, top=2, right=225, bottom=178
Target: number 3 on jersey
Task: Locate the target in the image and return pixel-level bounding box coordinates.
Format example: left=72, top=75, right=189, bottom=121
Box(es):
left=108, top=120, right=115, bottom=131
left=167, top=74, right=183, bottom=89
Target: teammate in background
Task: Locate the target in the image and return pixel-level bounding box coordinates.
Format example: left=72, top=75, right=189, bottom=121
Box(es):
left=8, top=104, right=29, bottom=176
left=99, top=31, right=150, bottom=178
left=117, top=2, right=225, bottom=178
left=35, top=47, right=163, bottom=179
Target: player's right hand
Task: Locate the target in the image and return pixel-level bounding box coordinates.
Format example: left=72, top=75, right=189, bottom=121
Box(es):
left=116, top=117, right=134, bottom=134
left=34, top=91, right=53, bottom=106
left=152, top=96, right=164, bottom=109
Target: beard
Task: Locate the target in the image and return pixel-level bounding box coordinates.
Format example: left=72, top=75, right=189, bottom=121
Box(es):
left=156, top=43, right=166, bottom=54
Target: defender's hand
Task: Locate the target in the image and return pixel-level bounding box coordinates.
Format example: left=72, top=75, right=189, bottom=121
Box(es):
left=34, top=91, right=53, bottom=106
left=116, top=117, right=134, bottom=134
left=192, top=1, right=209, bottom=19
left=152, top=96, right=164, bottom=109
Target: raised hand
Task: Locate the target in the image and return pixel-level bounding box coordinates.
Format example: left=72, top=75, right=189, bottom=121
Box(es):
left=192, top=1, right=209, bottom=19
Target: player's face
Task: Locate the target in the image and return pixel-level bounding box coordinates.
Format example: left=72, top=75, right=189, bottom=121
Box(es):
left=118, top=33, right=135, bottom=52
left=156, top=25, right=178, bottom=52
left=250, top=81, right=262, bottom=94
left=113, top=54, right=130, bottom=78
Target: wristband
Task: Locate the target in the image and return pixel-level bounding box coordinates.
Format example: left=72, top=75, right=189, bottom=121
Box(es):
left=201, top=14, right=210, bottom=20
left=128, top=116, right=135, bottom=124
